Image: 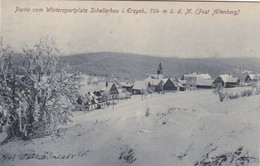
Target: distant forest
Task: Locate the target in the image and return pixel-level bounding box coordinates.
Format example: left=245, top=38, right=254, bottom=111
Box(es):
left=12, top=52, right=260, bottom=82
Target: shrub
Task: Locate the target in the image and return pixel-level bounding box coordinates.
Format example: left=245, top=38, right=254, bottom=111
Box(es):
left=251, top=83, right=260, bottom=95
left=227, top=93, right=240, bottom=100
left=213, top=83, right=223, bottom=95
left=218, top=91, right=226, bottom=102
left=241, top=89, right=253, bottom=97
left=194, top=146, right=257, bottom=166
left=119, top=147, right=136, bottom=164
left=145, top=107, right=151, bottom=117
left=168, top=106, right=176, bottom=113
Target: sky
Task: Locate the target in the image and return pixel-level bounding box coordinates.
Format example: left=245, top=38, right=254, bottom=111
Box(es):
left=1, top=0, right=260, bottom=58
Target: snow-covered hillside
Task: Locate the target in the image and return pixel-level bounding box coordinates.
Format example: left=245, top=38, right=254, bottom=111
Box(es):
left=0, top=90, right=259, bottom=166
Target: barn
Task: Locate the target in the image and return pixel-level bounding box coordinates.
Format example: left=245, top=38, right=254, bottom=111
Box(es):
left=214, top=74, right=240, bottom=88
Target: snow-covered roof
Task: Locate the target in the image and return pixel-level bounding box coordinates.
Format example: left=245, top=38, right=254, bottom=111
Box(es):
left=162, top=79, right=169, bottom=83
left=196, top=78, right=214, bottom=86
left=171, top=78, right=179, bottom=83
left=182, top=73, right=197, bottom=78
left=105, top=83, right=115, bottom=93
left=120, top=82, right=133, bottom=87
left=178, top=80, right=187, bottom=85
left=183, top=73, right=212, bottom=80
left=197, top=74, right=212, bottom=79
left=149, top=79, right=163, bottom=86
left=89, top=92, right=98, bottom=100
left=144, top=77, right=162, bottom=85
left=248, top=74, right=260, bottom=80
left=79, top=84, right=97, bottom=95
left=84, top=92, right=99, bottom=104
left=95, top=82, right=115, bottom=93
left=132, top=81, right=147, bottom=90
left=95, top=82, right=107, bottom=91
left=148, top=74, right=163, bottom=80
left=177, top=83, right=185, bottom=87
left=219, top=74, right=239, bottom=83
left=117, top=88, right=123, bottom=93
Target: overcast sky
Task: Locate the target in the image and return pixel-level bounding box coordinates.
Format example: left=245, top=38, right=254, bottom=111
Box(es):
left=1, top=0, right=260, bottom=58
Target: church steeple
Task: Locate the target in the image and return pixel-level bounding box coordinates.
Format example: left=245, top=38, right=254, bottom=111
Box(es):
left=157, top=62, right=163, bottom=75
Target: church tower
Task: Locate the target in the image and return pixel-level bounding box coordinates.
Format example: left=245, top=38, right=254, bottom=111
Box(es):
left=157, top=62, right=163, bottom=75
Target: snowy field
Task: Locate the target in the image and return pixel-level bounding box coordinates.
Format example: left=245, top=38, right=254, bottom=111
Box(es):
left=0, top=90, right=259, bottom=166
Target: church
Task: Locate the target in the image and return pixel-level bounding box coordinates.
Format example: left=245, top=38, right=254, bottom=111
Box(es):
left=147, top=62, right=164, bottom=80
left=144, top=62, right=165, bottom=92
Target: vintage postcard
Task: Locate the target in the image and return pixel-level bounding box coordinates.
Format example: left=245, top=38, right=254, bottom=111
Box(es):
left=0, top=0, right=260, bottom=166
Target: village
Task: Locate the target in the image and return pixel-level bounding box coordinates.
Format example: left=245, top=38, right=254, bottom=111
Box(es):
left=75, top=62, right=260, bottom=112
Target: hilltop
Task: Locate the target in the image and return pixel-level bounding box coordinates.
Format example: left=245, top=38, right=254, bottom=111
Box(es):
left=59, top=52, right=260, bottom=81
left=9, top=52, right=260, bottom=81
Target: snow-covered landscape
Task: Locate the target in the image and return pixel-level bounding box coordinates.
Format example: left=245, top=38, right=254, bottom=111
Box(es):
left=1, top=89, right=259, bottom=166
left=1, top=1, right=260, bottom=165
left=2, top=36, right=258, bottom=166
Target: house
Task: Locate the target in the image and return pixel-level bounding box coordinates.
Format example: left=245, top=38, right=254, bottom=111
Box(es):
left=97, top=101, right=107, bottom=109
left=76, top=93, right=98, bottom=111
left=180, top=73, right=196, bottom=90
left=214, top=74, right=240, bottom=88
left=75, top=92, right=98, bottom=111
left=86, top=92, right=99, bottom=110
left=177, top=80, right=187, bottom=91
left=163, top=78, right=177, bottom=91
left=95, top=82, right=119, bottom=100
left=117, top=88, right=131, bottom=99
left=245, top=74, right=260, bottom=82
left=196, top=78, right=214, bottom=89
left=120, top=82, right=133, bottom=93
left=132, top=81, right=147, bottom=94
left=88, top=102, right=98, bottom=110
left=181, top=73, right=213, bottom=90
left=179, top=85, right=186, bottom=91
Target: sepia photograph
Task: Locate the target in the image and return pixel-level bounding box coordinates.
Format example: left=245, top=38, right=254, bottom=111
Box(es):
left=0, top=0, right=260, bottom=165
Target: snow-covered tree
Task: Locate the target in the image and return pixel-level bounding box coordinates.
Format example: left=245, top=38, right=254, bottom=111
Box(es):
left=0, top=37, right=21, bottom=138
left=0, top=37, right=81, bottom=141
left=213, top=83, right=225, bottom=102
